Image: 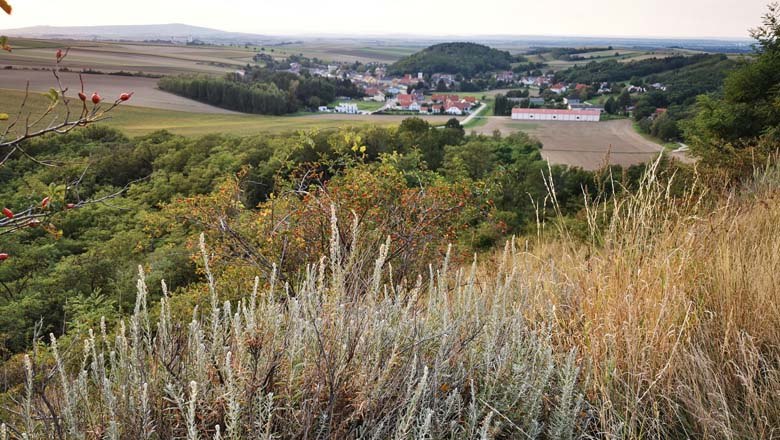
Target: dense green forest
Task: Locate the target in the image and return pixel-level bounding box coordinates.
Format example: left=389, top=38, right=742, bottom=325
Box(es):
left=388, top=42, right=515, bottom=77
left=159, top=75, right=291, bottom=114
left=158, top=69, right=364, bottom=114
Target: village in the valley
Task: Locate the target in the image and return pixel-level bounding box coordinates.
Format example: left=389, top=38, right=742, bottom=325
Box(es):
left=278, top=61, right=668, bottom=123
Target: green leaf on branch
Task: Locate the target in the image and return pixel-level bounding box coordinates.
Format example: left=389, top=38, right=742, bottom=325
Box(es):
left=47, top=88, right=60, bottom=105
left=0, top=113, right=9, bottom=121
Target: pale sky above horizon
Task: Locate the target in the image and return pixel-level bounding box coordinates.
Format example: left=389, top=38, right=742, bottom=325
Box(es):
left=0, top=0, right=764, bottom=39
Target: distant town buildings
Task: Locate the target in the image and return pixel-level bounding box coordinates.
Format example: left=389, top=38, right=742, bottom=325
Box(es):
left=278, top=51, right=666, bottom=121
left=363, top=88, right=386, bottom=102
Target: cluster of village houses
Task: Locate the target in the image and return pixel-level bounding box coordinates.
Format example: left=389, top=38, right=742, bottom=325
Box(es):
left=393, top=90, right=479, bottom=115
left=312, top=70, right=480, bottom=115
left=283, top=62, right=664, bottom=121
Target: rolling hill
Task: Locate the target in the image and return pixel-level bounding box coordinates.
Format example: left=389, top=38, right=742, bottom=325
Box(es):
left=388, top=42, right=514, bottom=77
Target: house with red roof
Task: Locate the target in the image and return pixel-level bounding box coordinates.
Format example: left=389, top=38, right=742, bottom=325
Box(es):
left=534, top=77, right=549, bottom=87
left=399, top=74, right=418, bottom=86
left=396, top=93, right=418, bottom=110
left=550, top=83, right=568, bottom=94
left=444, top=100, right=471, bottom=115
left=432, top=94, right=461, bottom=103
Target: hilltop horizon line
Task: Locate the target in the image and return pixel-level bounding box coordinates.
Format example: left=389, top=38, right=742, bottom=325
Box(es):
left=0, top=22, right=754, bottom=43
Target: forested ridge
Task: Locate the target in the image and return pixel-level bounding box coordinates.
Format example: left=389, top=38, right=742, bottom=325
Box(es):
left=549, top=52, right=739, bottom=142
left=388, top=42, right=515, bottom=77
left=555, top=53, right=731, bottom=84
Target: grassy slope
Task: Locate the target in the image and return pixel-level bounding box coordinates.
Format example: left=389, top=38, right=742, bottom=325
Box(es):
left=0, top=89, right=451, bottom=137
left=355, top=100, right=385, bottom=112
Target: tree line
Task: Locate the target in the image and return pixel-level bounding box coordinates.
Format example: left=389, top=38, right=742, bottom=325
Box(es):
left=159, top=71, right=365, bottom=115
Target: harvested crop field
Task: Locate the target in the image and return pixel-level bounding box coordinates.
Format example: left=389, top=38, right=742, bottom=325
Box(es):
left=0, top=39, right=251, bottom=75
left=475, top=117, right=664, bottom=170
left=0, top=70, right=236, bottom=114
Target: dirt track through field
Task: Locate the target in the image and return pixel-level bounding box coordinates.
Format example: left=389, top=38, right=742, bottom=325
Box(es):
left=0, top=70, right=238, bottom=114
left=475, top=117, right=664, bottom=169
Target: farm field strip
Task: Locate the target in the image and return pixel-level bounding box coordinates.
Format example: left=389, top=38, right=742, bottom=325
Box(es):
left=474, top=118, right=665, bottom=169
left=1, top=39, right=256, bottom=75
left=0, top=88, right=462, bottom=138
left=0, top=71, right=237, bottom=114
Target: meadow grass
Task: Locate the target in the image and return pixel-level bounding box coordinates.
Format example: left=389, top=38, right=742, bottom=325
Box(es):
left=355, top=100, right=385, bottom=112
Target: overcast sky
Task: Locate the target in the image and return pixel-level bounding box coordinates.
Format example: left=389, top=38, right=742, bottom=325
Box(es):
left=1, top=0, right=765, bottom=39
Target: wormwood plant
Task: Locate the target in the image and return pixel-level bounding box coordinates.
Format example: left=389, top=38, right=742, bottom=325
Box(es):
left=1, top=211, right=584, bottom=439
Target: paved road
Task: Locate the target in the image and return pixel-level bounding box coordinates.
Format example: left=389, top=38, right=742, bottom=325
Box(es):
left=371, top=98, right=396, bottom=115
left=460, top=103, right=486, bottom=126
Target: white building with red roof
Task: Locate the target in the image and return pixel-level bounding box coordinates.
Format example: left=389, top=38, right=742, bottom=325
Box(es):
left=445, top=100, right=472, bottom=115
left=549, top=83, right=569, bottom=94
left=396, top=93, right=415, bottom=109
left=511, top=108, right=601, bottom=122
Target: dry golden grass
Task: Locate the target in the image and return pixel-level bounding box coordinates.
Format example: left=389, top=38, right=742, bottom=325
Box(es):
left=496, top=161, right=780, bottom=437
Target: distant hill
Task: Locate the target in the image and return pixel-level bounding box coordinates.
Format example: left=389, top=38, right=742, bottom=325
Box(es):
left=388, top=42, right=514, bottom=77
left=0, top=23, right=272, bottom=43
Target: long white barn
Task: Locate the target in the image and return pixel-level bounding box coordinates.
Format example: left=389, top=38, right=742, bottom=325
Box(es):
left=511, top=108, right=601, bottom=122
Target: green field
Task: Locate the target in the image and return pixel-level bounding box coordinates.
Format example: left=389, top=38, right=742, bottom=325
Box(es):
left=0, top=89, right=457, bottom=137
left=356, top=100, right=386, bottom=112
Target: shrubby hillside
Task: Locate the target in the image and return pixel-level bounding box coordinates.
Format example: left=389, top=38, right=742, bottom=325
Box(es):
left=0, top=119, right=641, bottom=355
left=2, top=4, right=780, bottom=440
left=4, top=152, right=780, bottom=439
left=388, top=42, right=514, bottom=77
left=555, top=53, right=727, bottom=84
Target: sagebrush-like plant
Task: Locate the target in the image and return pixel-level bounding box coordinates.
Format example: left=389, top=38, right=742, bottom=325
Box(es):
left=4, top=158, right=780, bottom=439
